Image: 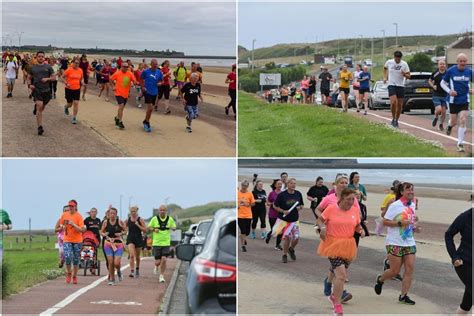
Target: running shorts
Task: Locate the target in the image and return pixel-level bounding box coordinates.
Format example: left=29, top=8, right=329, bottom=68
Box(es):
left=176, top=81, right=185, bottom=88
left=238, top=218, right=252, bottom=236
left=329, top=257, right=351, bottom=272
left=126, top=236, right=144, bottom=247
left=158, top=85, right=170, bottom=100
left=6, top=78, right=15, bottom=85
left=386, top=245, right=416, bottom=257
left=83, top=74, right=89, bottom=85
left=432, top=96, right=447, bottom=108
left=33, top=90, right=52, bottom=106
left=449, top=103, right=469, bottom=115
left=65, top=88, right=80, bottom=103
left=320, top=88, right=330, bottom=97
left=153, top=246, right=170, bottom=259
left=144, top=92, right=157, bottom=104
left=339, top=87, right=350, bottom=94
left=186, top=105, right=198, bottom=120
left=388, top=85, right=405, bottom=98
left=359, top=88, right=370, bottom=94
left=104, top=241, right=124, bottom=257
left=115, top=96, right=128, bottom=105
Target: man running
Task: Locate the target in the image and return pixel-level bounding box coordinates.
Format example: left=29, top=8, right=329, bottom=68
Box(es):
left=141, top=58, right=163, bottom=132
left=79, top=55, right=91, bottom=101
left=174, top=61, right=187, bottom=99
left=225, top=64, right=236, bottom=117
left=429, top=59, right=448, bottom=131
left=109, top=61, right=138, bottom=129
left=61, top=57, right=84, bottom=124
left=84, top=207, right=101, bottom=275
left=338, top=64, right=353, bottom=112
left=441, top=53, right=473, bottom=152
left=147, top=205, right=176, bottom=283
left=358, top=65, right=371, bottom=115
left=4, top=53, right=18, bottom=98
left=181, top=73, right=203, bottom=133
left=319, top=67, right=333, bottom=105
left=384, top=51, right=411, bottom=128
left=28, top=51, right=56, bottom=135
left=155, top=60, right=172, bottom=114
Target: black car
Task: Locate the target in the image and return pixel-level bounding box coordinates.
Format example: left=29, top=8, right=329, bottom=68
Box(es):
left=176, top=208, right=236, bottom=314
left=403, top=72, right=435, bottom=114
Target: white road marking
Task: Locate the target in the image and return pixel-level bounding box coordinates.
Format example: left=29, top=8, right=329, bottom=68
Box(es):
left=90, top=300, right=143, bottom=305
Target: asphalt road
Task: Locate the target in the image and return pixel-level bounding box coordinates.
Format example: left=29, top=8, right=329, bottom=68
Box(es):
left=167, top=261, right=189, bottom=314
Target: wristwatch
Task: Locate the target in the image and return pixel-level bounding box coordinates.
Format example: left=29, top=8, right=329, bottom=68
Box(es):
left=397, top=221, right=402, bottom=227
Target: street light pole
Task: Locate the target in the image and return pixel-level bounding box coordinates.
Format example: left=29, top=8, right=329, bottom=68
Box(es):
left=359, top=35, right=363, bottom=55
left=119, top=194, right=123, bottom=219
left=393, top=23, right=398, bottom=47
left=16, top=31, right=24, bottom=50
left=381, top=30, right=386, bottom=59
left=251, top=39, right=256, bottom=73
left=371, top=37, right=374, bottom=75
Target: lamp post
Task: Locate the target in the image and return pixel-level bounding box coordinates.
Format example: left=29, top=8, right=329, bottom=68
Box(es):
left=119, top=194, right=123, bottom=219
left=381, top=29, right=386, bottom=59
left=393, top=23, right=398, bottom=47
left=251, top=39, right=256, bottom=72
left=16, top=31, right=24, bottom=50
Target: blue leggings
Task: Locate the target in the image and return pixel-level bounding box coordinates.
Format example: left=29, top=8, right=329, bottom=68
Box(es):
left=64, top=242, right=82, bottom=266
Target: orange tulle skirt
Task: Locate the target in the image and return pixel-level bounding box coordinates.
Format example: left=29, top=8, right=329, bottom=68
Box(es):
left=317, top=236, right=357, bottom=261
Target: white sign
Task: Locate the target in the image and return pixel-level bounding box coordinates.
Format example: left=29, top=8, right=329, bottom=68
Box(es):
left=324, top=57, right=336, bottom=65
left=259, top=73, right=281, bottom=86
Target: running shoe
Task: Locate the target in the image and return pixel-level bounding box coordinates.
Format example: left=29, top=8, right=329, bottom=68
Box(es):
left=118, top=121, right=125, bottom=130
left=72, top=276, right=78, bottom=284
left=446, top=125, right=452, bottom=136
left=275, top=244, right=283, bottom=250
left=72, top=117, right=77, bottom=124
left=341, top=290, right=352, bottom=303
left=33, top=104, right=37, bottom=115
left=288, top=247, right=296, bottom=260
left=251, top=231, right=256, bottom=239
left=432, top=117, right=438, bottom=127
left=118, top=272, right=123, bottom=282
left=390, top=119, right=396, bottom=127
left=66, top=273, right=72, bottom=284
left=356, top=109, right=360, bottom=113
left=108, top=280, right=116, bottom=286
left=399, top=294, right=416, bottom=305
left=439, top=124, right=444, bottom=131
left=324, top=277, right=332, bottom=296
left=265, top=232, right=272, bottom=244
left=64, top=105, right=69, bottom=115
left=374, top=275, right=384, bottom=295
left=282, top=254, right=288, bottom=263
left=58, top=260, right=64, bottom=268
left=333, top=303, right=343, bottom=316
left=135, top=270, right=140, bottom=277
left=260, top=232, right=266, bottom=239
left=38, top=126, right=44, bottom=136
left=328, top=294, right=337, bottom=307
left=115, top=116, right=120, bottom=126
left=364, top=111, right=367, bottom=115
left=164, top=109, right=171, bottom=115
left=185, top=126, right=192, bottom=133
left=383, top=258, right=390, bottom=271
left=129, top=271, right=135, bottom=278
left=137, top=104, right=142, bottom=108
left=241, top=246, right=247, bottom=252
left=159, top=274, right=165, bottom=283
left=393, top=274, right=403, bottom=281
left=154, top=266, right=158, bottom=275
left=225, top=106, right=229, bottom=115
left=395, top=120, right=400, bottom=128
left=457, top=144, right=464, bottom=152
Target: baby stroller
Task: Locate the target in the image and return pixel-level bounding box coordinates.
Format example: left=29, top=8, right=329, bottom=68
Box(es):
left=79, top=231, right=101, bottom=276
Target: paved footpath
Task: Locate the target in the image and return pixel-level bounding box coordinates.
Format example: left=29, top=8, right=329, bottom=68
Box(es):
left=2, top=257, right=177, bottom=315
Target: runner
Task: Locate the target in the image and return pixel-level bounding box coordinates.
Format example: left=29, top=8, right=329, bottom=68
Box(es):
left=280, top=86, right=289, bottom=104
left=181, top=73, right=203, bottom=133
left=110, top=61, right=139, bottom=130
left=98, top=60, right=112, bottom=102
left=319, top=67, right=333, bottom=105
left=61, top=57, right=84, bottom=124
left=155, top=60, right=172, bottom=114
left=289, top=84, right=296, bottom=104
left=445, top=207, right=472, bottom=314
left=384, top=51, right=411, bottom=128
left=441, top=53, right=473, bottom=152
left=100, top=207, right=126, bottom=285
left=307, top=176, right=329, bottom=221
left=134, top=63, right=144, bottom=108
left=78, top=55, right=91, bottom=101
left=101, top=209, right=110, bottom=271
left=225, top=64, right=236, bottom=117
left=84, top=207, right=102, bottom=275
left=187, top=62, right=203, bottom=84
left=4, top=53, right=18, bottom=98
left=54, top=205, right=69, bottom=268
left=318, top=188, right=365, bottom=316
left=374, top=182, right=421, bottom=305
left=147, top=205, right=177, bottom=283
left=49, top=58, right=60, bottom=99
left=357, top=65, right=371, bottom=115
left=174, top=61, right=187, bottom=100
left=55, top=200, right=86, bottom=285
left=125, top=206, right=147, bottom=278
left=338, top=64, right=353, bottom=112
left=1, top=208, right=13, bottom=263
left=353, top=64, right=362, bottom=111
left=265, top=179, right=283, bottom=250
left=280, top=172, right=288, bottom=191
left=300, top=75, right=310, bottom=104
left=238, top=180, right=255, bottom=252
left=331, top=80, right=340, bottom=107
left=376, top=180, right=400, bottom=236
left=308, top=75, right=317, bottom=104
left=251, top=180, right=268, bottom=239
left=348, top=171, right=369, bottom=246
left=429, top=59, right=448, bottom=131
left=140, top=59, right=163, bottom=132
left=28, top=51, right=56, bottom=135
left=21, top=54, right=30, bottom=85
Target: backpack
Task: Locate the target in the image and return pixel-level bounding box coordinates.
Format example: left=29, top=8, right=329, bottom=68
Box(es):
left=156, top=215, right=170, bottom=230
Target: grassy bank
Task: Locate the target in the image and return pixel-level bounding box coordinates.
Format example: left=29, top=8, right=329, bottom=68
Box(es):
left=238, top=92, right=448, bottom=157
left=175, top=201, right=235, bottom=219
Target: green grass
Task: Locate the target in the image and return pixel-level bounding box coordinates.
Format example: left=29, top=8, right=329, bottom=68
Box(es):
left=174, top=201, right=235, bottom=219
left=238, top=92, right=449, bottom=157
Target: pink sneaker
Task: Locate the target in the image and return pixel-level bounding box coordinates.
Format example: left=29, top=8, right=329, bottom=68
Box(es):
left=333, top=303, right=343, bottom=315
left=328, top=294, right=337, bottom=307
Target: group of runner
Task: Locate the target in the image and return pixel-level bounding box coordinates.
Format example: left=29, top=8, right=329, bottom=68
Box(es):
left=238, top=171, right=472, bottom=316
left=54, top=201, right=176, bottom=286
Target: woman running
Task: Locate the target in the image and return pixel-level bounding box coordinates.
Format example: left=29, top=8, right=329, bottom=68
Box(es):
left=308, top=75, right=317, bottom=104
left=374, top=182, right=421, bottom=305
left=55, top=200, right=86, bottom=284
left=238, top=180, right=255, bottom=252
left=307, top=176, right=329, bottom=221
left=126, top=206, right=147, bottom=278
left=100, top=207, right=126, bottom=285
left=61, top=57, right=84, bottom=124
left=225, top=64, right=236, bottom=117
left=300, top=76, right=310, bottom=104
left=134, top=63, right=144, bottom=108
left=79, top=55, right=91, bottom=101
left=348, top=171, right=369, bottom=246
left=445, top=207, right=472, bottom=314
left=98, top=60, right=112, bottom=101
left=54, top=205, right=69, bottom=268
left=251, top=180, right=268, bottom=239
left=318, top=188, right=365, bottom=316
left=49, top=58, right=59, bottom=99
left=353, top=64, right=362, bottom=111
left=265, top=179, right=283, bottom=250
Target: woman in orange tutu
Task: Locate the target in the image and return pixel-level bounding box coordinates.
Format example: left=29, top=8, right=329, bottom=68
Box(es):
left=318, top=188, right=365, bottom=316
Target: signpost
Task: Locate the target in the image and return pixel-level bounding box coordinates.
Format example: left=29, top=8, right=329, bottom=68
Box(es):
left=259, top=73, right=281, bottom=93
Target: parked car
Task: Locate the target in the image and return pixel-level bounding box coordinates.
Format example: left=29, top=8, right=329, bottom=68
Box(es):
left=182, top=224, right=198, bottom=244
left=364, top=59, right=373, bottom=66
left=403, top=72, right=434, bottom=114
left=335, top=89, right=356, bottom=108
left=368, top=81, right=390, bottom=110
left=190, top=219, right=213, bottom=255
left=176, top=208, right=236, bottom=315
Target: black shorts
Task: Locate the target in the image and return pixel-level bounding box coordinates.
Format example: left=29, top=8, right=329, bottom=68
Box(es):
left=340, top=87, right=350, bottom=94
left=144, top=92, right=157, bottom=104
left=83, top=74, right=89, bottom=85
left=65, top=88, right=80, bottom=103
left=126, top=235, right=144, bottom=247
left=353, top=86, right=359, bottom=91
left=238, top=218, right=252, bottom=236
left=153, top=246, right=170, bottom=260
left=116, top=96, right=128, bottom=105
left=158, top=85, right=170, bottom=100
left=320, top=88, right=330, bottom=97
left=359, top=88, right=370, bottom=94
left=449, top=103, right=469, bottom=115
left=388, top=85, right=405, bottom=98
left=33, top=90, right=52, bottom=106
left=100, top=77, right=109, bottom=84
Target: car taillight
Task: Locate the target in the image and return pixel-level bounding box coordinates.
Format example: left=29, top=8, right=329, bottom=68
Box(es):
left=193, top=258, right=236, bottom=283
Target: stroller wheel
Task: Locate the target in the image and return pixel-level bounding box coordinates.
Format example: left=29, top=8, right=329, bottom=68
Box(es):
left=97, top=260, right=101, bottom=276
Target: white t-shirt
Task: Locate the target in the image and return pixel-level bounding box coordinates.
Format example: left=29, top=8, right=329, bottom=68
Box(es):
left=5, top=61, right=17, bottom=79
left=384, top=59, right=410, bottom=87
left=353, top=70, right=362, bottom=87
left=384, top=199, right=416, bottom=247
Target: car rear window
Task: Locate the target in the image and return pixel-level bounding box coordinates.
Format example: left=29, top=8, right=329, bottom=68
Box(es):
left=408, top=74, right=430, bottom=80
left=375, top=84, right=388, bottom=91
left=218, top=221, right=236, bottom=256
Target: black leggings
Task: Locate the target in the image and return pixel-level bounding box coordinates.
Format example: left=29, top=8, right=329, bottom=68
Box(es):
left=251, top=207, right=266, bottom=229
left=50, top=80, right=57, bottom=94
left=268, top=217, right=282, bottom=247
left=455, top=264, right=472, bottom=312
left=227, top=89, right=236, bottom=114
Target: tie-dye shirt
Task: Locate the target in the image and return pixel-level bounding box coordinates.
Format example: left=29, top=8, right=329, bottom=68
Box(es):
left=384, top=198, right=417, bottom=247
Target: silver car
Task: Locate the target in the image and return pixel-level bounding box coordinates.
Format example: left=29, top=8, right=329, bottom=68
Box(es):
left=190, top=219, right=213, bottom=255
left=369, top=81, right=390, bottom=110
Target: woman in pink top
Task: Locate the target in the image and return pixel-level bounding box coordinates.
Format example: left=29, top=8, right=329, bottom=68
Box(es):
left=300, top=75, right=310, bottom=104
left=54, top=205, right=69, bottom=268
left=265, top=179, right=283, bottom=250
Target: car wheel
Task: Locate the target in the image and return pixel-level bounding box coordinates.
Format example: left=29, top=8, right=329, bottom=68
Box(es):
left=368, top=100, right=373, bottom=110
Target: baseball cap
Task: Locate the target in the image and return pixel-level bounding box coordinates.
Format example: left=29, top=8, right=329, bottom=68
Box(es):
left=68, top=200, right=77, bottom=207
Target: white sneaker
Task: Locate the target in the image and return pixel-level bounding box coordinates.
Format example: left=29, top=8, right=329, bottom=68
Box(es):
left=137, top=104, right=142, bottom=108
left=154, top=266, right=158, bottom=275
left=159, top=274, right=165, bottom=283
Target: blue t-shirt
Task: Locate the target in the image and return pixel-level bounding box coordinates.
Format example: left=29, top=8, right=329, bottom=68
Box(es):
left=443, top=66, right=472, bottom=105
left=141, top=68, right=163, bottom=96
left=358, top=71, right=371, bottom=90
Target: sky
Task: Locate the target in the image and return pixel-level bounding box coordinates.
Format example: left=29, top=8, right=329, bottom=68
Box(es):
left=1, top=159, right=236, bottom=230
left=2, top=2, right=236, bottom=56
left=239, top=1, right=472, bottom=49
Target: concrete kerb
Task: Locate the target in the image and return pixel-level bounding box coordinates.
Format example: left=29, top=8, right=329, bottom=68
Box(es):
left=158, top=259, right=182, bottom=315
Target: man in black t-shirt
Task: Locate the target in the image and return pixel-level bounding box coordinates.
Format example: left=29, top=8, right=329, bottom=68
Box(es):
left=181, top=73, right=203, bottom=133
left=319, top=67, right=333, bottom=105
left=84, top=207, right=102, bottom=244
left=307, top=176, right=329, bottom=220
left=429, top=59, right=448, bottom=131
left=273, top=178, right=304, bottom=263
